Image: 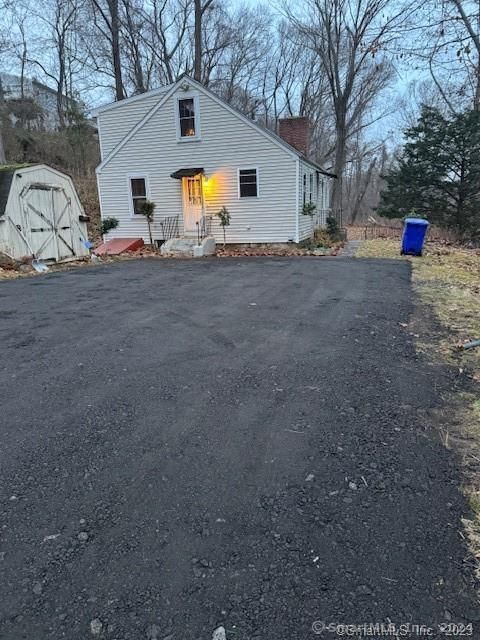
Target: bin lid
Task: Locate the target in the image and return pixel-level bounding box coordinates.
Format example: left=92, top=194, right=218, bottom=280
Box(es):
left=404, top=217, right=429, bottom=226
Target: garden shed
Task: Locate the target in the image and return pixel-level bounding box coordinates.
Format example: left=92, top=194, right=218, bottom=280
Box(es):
left=0, top=164, right=90, bottom=261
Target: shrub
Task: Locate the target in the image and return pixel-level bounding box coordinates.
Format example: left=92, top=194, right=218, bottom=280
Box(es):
left=302, top=202, right=316, bottom=216
left=313, top=228, right=333, bottom=248
left=216, top=206, right=231, bottom=246
left=138, top=199, right=156, bottom=245
left=326, top=216, right=340, bottom=238
left=101, top=217, right=119, bottom=236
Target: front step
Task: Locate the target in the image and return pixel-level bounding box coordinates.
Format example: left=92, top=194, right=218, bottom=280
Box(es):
left=160, top=237, right=196, bottom=257
left=160, top=236, right=216, bottom=257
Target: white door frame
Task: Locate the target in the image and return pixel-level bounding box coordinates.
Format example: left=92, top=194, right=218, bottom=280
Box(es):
left=182, top=175, right=204, bottom=234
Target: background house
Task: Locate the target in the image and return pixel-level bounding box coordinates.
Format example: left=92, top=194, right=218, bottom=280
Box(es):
left=0, top=72, right=78, bottom=131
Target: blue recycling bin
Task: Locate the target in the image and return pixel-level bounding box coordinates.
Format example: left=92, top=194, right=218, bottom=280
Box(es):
left=401, top=218, right=429, bottom=256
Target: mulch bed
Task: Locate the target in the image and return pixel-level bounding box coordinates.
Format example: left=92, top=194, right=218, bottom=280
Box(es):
left=216, top=243, right=341, bottom=257
left=0, top=242, right=346, bottom=281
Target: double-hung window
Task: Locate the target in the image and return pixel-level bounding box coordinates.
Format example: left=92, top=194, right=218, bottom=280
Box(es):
left=238, top=168, right=258, bottom=198
left=177, top=97, right=198, bottom=139
left=130, top=177, right=147, bottom=215
left=309, top=173, right=314, bottom=204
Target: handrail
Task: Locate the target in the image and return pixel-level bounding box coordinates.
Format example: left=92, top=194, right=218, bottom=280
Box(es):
left=196, top=215, right=212, bottom=244
left=159, top=215, right=179, bottom=241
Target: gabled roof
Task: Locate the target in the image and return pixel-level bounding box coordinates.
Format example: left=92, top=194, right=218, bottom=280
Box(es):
left=0, top=164, right=37, bottom=217
left=95, top=75, right=335, bottom=177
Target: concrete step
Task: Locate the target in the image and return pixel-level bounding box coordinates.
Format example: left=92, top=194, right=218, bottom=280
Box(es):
left=161, top=236, right=216, bottom=258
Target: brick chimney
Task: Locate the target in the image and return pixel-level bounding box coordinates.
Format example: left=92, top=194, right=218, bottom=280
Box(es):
left=278, top=116, right=310, bottom=157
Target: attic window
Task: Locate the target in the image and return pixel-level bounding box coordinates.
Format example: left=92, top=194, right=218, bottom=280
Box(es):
left=178, top=97, right=197, bottom=138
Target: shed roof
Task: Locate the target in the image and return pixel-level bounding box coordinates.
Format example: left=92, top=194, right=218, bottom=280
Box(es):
left=0, top=164, right=37, bottom=217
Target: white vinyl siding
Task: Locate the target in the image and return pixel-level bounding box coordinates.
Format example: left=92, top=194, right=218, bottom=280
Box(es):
left=298, top=160, right=315, bottom=241
left=97, top=91, right=167, bottom=159
left=97, top=87, right=298, bottom=244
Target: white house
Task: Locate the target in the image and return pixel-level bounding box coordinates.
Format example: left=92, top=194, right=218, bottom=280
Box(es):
left=94, top=75, right=334, bottom=246
left=0, top=72, right=79, bottom=131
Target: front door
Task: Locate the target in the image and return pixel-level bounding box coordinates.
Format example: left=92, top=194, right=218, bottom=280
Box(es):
left=182, top=175, right=203, bottom=234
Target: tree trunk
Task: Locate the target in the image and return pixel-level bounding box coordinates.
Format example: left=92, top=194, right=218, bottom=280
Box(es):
left=475, top=62, right=480, bottom=112
left=57, top=37, right=66, bottom=129
left=148, top=220, right=153, bottom=246
left=350, top=157, right=377, bottom=224
left=331, top=117, right=347, bottom=215
left=0, top=75, right=5, bottom=163
left=109, top=0, right=124, bottom=100
left=0, top=129, right=6, bottom=164
left=194, top=0, right=202, bottom=82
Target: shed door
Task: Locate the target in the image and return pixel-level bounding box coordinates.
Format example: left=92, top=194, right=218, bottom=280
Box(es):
left=21, top=185, right=74, bottom=260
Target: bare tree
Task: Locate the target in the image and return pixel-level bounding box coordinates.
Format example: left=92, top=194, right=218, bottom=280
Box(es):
left=25, top=0, right=82, bottom=128
left=121, top=0, right=147, bottom=93
left=0, top=75, right=5, bottom=161
left=89, top=0, right=125, bottom=100
left=449, top=0, right=480, bottom=111
left=140, top=0, right=191, bottom=86
left=194, top=0, right=214, bottom=82
left=0, top=1, right=12, bottom=162
left=404, top=1, right=480, bottom=114
left=285, top=0, right=410, bottom=212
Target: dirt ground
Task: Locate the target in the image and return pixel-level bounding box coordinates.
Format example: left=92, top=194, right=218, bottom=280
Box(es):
left=0, top=241, right=343, bottom=281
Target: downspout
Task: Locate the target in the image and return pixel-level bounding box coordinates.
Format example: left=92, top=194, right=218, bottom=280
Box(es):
left=295, top=157, right=300, bottom=243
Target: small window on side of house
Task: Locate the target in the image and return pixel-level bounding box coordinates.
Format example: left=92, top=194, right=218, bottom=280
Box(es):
left=309, top=173, right=314, bottom=204
left=130, top=177, right=147, bottom=214
left=239, top=168, right=258, bottom=197
left=303, top=173, right=307, bottom=205
left=178, top=98, right=196, bottom=138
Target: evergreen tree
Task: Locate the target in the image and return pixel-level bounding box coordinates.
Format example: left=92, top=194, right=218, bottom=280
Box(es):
left=379, top=107, right=480, bottom=237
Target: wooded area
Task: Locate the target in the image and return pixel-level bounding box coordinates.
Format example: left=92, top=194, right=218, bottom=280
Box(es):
left=0, top=0, right=479, bottom=236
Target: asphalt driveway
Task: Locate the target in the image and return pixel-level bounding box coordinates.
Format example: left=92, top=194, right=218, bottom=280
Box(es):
left=0, top=257, right=477, bottom=639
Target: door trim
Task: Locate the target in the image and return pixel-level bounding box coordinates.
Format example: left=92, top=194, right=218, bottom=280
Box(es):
left=182, top=175, right=204, bottom=234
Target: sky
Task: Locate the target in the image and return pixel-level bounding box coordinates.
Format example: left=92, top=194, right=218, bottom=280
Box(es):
left=0, top=0, right=470, bottom=149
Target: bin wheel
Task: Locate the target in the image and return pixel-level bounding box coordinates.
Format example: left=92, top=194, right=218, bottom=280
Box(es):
left=400, top=250, right=404, bottom=255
